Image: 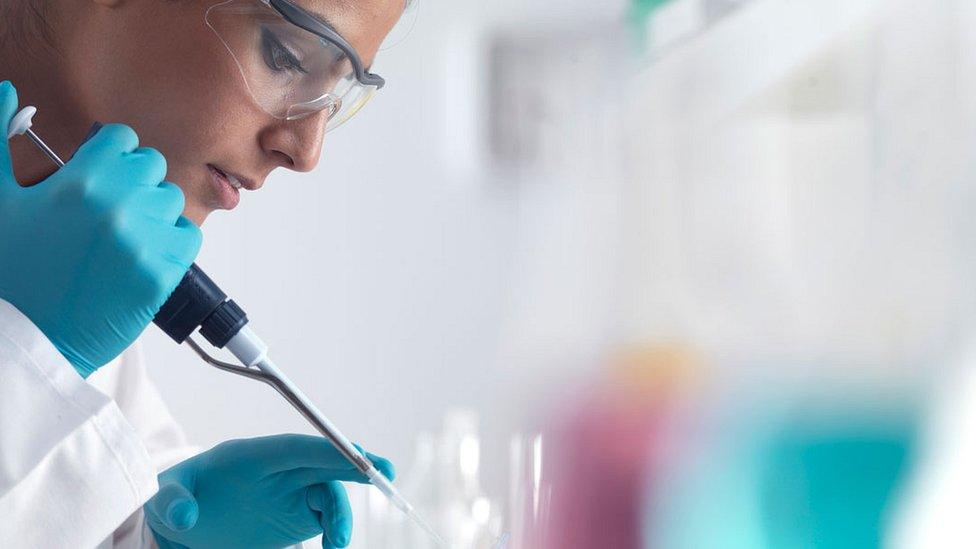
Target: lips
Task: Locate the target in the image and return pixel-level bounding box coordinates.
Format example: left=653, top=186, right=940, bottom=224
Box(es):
left=209, top=164, right=242, bottom=190
left=207, top=164, right=241, bottom=210
left=209, top=164, right=257, bottom=191
left=214, top=166, right=242, bottom=189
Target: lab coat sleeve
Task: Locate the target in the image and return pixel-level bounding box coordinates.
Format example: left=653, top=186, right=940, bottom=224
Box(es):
left=89, top=339, right=201, bottom=549
left=89, top=340, right=198, bottom=474
left=0, top=299, right=158, bottom=548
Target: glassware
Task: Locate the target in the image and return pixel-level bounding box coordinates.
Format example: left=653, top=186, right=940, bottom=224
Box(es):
left=505, top=433, right=552, bottom=549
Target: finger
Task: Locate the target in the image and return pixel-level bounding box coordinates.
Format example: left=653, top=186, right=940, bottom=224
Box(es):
left=367, top=452, right=396, bottom=481
left=277, top=448, right=395, bottom=491
left=126, top=146, right=168, bottom=187
left=307, top=482, right=352, bottom=548
left=352, top=444, right=396, bottom=482
left=145, top=481, right=199, bottom=532
left=139, top=218, right=202, bottom=273
left=145, top=182, right=186, bottom=224
left=0, top=81, right=19, bottom=184
left=251, top=434, right=360, bottom=473
left=170, top=216, right=203, bottom=264
left=278, top=466, right=370, bottom=491
left=152, top=216, right=202, bottom=270
left=75, top=123, right=139, bottom=159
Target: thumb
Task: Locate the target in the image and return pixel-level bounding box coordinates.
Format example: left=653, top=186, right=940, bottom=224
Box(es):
left=308, top=482, right=352, bottom=548
left=0, top=80, right=19, bottom=180
left=147, top=481, right=200, bottom=532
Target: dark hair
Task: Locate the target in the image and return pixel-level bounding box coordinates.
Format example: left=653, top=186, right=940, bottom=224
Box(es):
left=1, top=0, right=56, bottom=55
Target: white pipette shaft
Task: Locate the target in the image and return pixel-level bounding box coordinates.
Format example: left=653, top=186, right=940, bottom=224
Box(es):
left=224, top=327, right=445, bottom=546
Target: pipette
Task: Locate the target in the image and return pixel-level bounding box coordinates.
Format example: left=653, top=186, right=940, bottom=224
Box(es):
left=186, top=326, right=445, bottom=546
left=8, top=106, right=445, bottom=547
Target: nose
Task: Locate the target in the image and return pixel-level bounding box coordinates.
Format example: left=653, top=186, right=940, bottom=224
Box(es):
left=259, top=109, right=329, bottom=173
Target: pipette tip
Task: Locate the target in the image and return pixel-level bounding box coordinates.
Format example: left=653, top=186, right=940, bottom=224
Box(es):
left=406, top=509, right=447, bottom=547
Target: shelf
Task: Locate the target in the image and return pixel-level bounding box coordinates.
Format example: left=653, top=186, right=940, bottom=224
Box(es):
left=632, top=0, right=882, bottom=124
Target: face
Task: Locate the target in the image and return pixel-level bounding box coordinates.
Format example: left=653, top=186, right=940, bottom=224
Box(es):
left=63, top=0, right=403, bottom=225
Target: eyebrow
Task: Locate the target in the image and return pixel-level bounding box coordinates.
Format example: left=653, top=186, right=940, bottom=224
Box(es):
left=294, top=1, right=376, bottom=71
left=311, top=15, right=376, bottom=72
left=304, top=7, right=338, bottom=32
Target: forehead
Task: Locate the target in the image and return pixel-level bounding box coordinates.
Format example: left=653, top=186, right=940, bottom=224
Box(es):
left=297, top=0, right=404, bottom=62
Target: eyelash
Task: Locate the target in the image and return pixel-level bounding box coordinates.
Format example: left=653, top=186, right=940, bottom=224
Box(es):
left=260, top=27, right=309, bottom=74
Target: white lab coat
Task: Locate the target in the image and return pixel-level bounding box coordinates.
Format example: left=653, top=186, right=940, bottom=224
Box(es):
left=0, top=298, right=195, bottom=548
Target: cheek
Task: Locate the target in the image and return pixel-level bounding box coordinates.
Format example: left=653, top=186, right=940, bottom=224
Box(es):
left=111, top=13, right=252, bottom=129
left=88, top=7, right=264, bottom=209
left=85, top=2, right=253, bottom=141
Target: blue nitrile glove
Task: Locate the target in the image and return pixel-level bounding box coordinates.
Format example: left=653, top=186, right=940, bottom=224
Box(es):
left=0, top=81, right=201, bottom=377
left=145, top=434, right=396, bottom=549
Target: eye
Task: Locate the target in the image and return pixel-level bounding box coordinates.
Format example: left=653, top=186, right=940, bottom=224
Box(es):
left=260, top=27, right=309, bottom=74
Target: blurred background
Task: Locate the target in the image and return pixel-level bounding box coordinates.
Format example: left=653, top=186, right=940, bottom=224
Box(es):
left=142, top=0, right=976, bottom=546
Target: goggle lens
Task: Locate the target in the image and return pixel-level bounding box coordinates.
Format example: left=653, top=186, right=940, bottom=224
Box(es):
left=207, top=0, right=378, bottom=129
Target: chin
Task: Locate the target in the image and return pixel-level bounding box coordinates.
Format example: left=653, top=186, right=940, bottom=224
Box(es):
left=183, top=203, right=212, bottom=227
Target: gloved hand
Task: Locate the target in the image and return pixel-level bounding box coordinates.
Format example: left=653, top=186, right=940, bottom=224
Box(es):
left=145, top=434, right=395, bottom=549
left=0, top=81, right=202, bottom=377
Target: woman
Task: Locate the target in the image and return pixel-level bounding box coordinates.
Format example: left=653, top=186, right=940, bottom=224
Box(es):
left=0, top=0, right=406, bottom=546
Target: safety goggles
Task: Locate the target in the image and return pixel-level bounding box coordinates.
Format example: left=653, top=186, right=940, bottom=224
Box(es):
left=206, top=0, right=386, bottom=130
